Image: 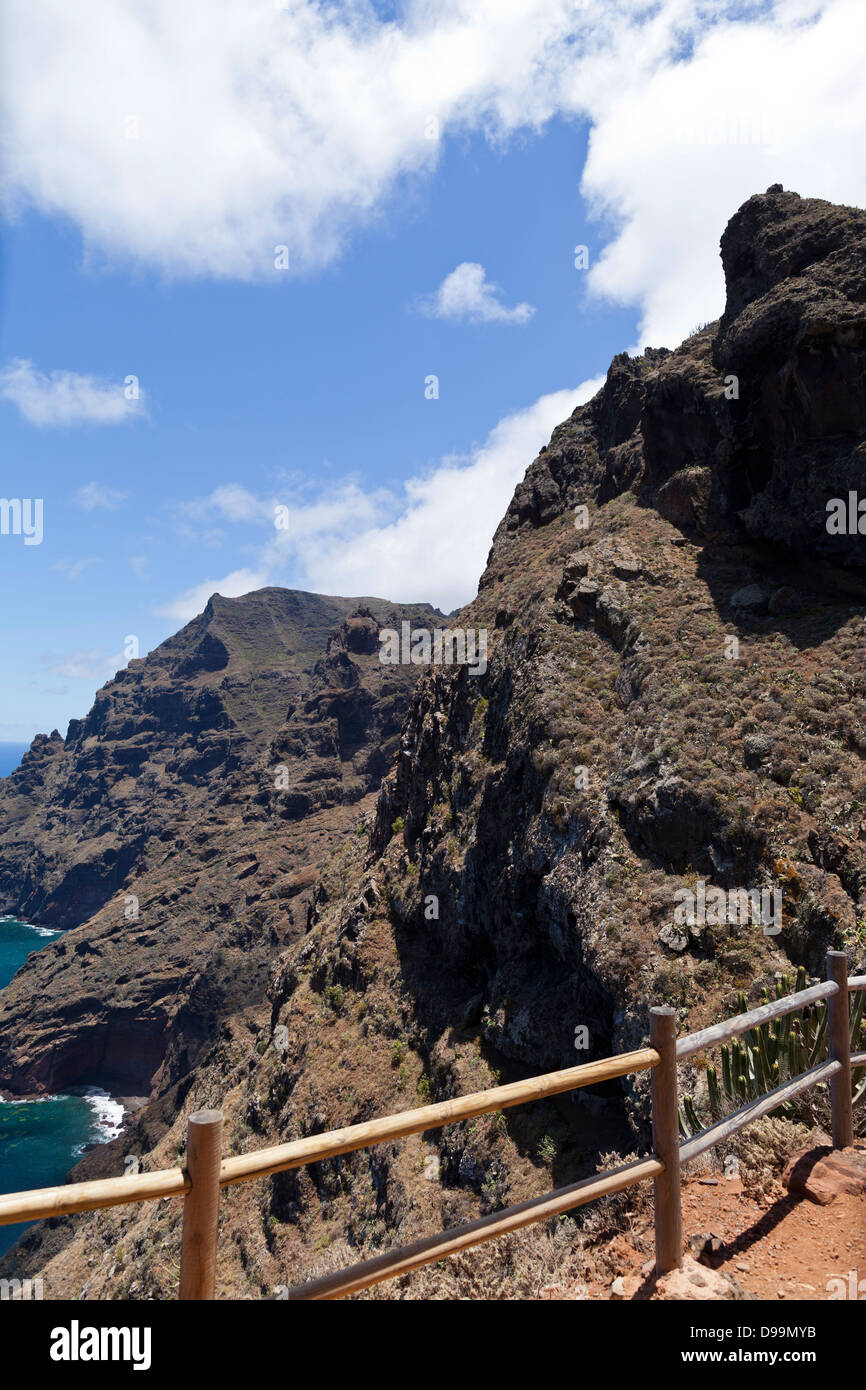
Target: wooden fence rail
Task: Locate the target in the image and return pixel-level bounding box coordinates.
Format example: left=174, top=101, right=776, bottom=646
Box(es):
left=0, top=950, right=863, bottom=1300
left=675, top=980, right=836, bottom=1060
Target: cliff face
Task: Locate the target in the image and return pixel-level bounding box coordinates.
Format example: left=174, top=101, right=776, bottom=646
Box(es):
left=360, top=185, right=866, bottom=1076
left=502, top=185, right=866, bottom=567
left=248, top=185, right=866, bottom=1219
left=4, top=187, right=866, bottom=1299
left=0, top=589, right=439, bottom=1095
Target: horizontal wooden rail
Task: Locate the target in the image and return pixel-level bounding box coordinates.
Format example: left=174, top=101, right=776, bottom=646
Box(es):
left=0, top=1165, right=188, bottom=1227
left=287, top=1155, right=663, bottom=1300
left=676, top=981, right=837, bottom=1060
left=218, top=1047, right=659, bottom=1187
left=301, top=1043, right=856, bottom=1300
left=0, top=1048, right=658, bottom=1228
left=0, top=950, right=861, bottom=1299
left=679, top=1059, right=840, bottom=1165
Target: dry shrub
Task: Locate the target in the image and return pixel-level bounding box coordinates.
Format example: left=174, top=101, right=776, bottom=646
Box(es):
left=352, top=1220, right=588, bottom=1300
left=717, top=1115, right=812, bottom=1201
left=301, top=1152, right=658, bottom=1300
left=578, top=1149, right=653, bottom=1250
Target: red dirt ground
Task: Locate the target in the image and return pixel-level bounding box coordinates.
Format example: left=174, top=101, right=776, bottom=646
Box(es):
left=580, top=1165, right=866, bottom=1300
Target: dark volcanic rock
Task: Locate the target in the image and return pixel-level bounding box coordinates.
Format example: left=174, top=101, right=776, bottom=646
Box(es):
left=5, top=188, right=866, bottom=1302
left=491, top=187, right=866, bottom=576
left=0, top=589, right=439, bottom=1096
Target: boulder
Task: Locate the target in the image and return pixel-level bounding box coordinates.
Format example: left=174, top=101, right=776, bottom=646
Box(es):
left=654, top=1256, right=754, bottom=1301
left=784, top=1142, right=866, bottom=1205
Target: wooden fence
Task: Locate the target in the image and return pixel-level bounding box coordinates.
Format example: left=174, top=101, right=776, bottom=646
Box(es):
left=1, top=950, right=864, bottom=1300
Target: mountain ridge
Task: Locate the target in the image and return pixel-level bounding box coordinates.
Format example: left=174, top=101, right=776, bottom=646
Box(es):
left=3, top=185, right=865, bottom=1298
left=0, top=588, right=442, bottom=1096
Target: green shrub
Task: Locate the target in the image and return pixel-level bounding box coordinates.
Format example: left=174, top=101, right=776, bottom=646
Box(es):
left=324, top=985, right=343, bottom=1012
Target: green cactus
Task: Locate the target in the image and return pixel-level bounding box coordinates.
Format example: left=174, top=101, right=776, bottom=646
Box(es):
left=679, top=968, right=866, bottom=1138
left=707, top=1063, right=723, bottom=1118
left=679, top=1093, right=703, bottom=1138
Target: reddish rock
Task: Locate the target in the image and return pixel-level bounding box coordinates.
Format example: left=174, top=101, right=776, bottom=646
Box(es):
left=784, top=1143, right=866, bottom=1205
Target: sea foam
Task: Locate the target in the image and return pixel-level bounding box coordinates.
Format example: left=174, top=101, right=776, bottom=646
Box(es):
left=80, top=1087, right=125, bottom=1142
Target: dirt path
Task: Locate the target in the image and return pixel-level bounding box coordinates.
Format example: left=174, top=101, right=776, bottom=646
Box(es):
left=678, top=1174, right=865, bottom=1300
left=579, top=1167, right=866, bottom=1301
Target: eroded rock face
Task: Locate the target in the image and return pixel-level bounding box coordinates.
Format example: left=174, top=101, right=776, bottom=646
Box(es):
left=0, top=589, right=439, bottom=1096
left=354, top=189, right=866, bottom=1103
left=492, top=187, right=866, bottom=573
left=5, top=188, right=866, bottom=1301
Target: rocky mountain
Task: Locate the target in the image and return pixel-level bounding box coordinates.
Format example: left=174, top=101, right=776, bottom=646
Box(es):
left=0, top=589, right=440, bottom=1096
left=3, top=186, right=865, bottom=1299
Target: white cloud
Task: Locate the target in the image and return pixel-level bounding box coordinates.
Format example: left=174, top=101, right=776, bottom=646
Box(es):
left=418, top=262, right=534, bottom=324
left=3, top=2, right=863, bottom=350
left=50, top=648, right=125, bottom=682
left=575, top=0, right=866, bottom=346
left=52, top=557, right=100, bottom=580
left=0, top=359, right=144, bottom=427
left=5, top=1, right=866, bottom=648
left=281, top=379, right=604, bottom=609
left=180, top=484, right=277, bottom=525
left=155, top=567, right=270, bottom=625
left=75, top=482, right=129, bottom=511
left=0, top=0, right=581, bottom=279
left=158, top=375, right=604, bottom=620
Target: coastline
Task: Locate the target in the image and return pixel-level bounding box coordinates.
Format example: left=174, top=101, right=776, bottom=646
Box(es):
left=0, top=912, right=64, bottom=1102
left=0, top=915, right=138, bottom=1226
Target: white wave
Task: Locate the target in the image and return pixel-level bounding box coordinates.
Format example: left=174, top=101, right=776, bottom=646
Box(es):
left=0, top=916, right=60, bottom=936
left=0, top=1086, right=124, bottom=1144
left=80, top=1086, right=125, bottom=1142
left=0, top=1092, right=72, bottom=1105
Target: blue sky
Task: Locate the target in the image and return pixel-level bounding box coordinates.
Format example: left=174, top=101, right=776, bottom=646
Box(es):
left=1, top=0, right=863, bottom=742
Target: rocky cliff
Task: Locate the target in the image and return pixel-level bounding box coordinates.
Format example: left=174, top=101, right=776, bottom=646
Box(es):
left=0, top=589, right=440, bottom=1096
left=4, top=187, right=865, bottom=1299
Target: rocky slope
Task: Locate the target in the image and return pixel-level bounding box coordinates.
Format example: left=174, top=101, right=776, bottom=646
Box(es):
left=0, top=589, right=439, bottom=1096
left=4, top=186, right=866, bottom=1299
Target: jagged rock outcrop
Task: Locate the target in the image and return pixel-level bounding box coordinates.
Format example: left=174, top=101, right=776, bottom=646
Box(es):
left=500, top=187, right=866, bottom=573
left=4, top=187, right=866, bottom=1300
left=359, top=188, right=866, bottom=1087
left=0, top=589, right=440, bottom=1096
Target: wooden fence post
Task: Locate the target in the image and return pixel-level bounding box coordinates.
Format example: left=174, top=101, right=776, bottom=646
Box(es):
left=179, top=1109, right=224, bottom=1300
left=826, top=952, right=854, bottom=1150
left=651, top=1007, right=682, bottom=1274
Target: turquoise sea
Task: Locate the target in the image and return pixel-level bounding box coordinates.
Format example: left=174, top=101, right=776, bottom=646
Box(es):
left=0, top=916, right=124, bottom=1257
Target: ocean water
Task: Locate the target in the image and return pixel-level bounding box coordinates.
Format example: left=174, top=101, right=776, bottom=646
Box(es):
left=0, top=743, right=30, bottom=778
left=0, top=916, right=124, bottom=1257
left=0, top=914, right=63, bottom=985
